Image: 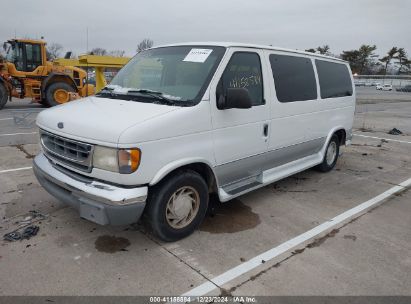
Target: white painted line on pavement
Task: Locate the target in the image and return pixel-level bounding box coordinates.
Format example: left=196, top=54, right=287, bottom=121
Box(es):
left=182, top=177, right=411, bottom=296
left=0, top=132, right=38, bottom=137
left=0, top=118, right=13, bottom=121
left=0, top=166, right=32, bottom=174
left=354, top=133, right=411, bottom=144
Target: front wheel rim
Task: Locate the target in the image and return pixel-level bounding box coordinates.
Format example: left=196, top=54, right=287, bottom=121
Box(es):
left=166, top=186, right=200, bottom=229
left=53, top=89, right=70, bottom=104
left=326, top=141, right=337, bottom=165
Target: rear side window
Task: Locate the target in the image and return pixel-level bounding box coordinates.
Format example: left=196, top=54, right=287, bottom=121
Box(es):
left=315, top=60, right=353, bottom=99
left=220, top=52, right=264, bottom=106
left=269, top=54, right=317, bottom=103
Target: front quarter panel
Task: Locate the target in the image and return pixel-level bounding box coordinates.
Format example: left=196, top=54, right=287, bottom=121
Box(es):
left=117, top=100, right=215, bottom=186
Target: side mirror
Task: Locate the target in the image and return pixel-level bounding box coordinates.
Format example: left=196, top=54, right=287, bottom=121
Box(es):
left=217, top=88, right=252, bottom=110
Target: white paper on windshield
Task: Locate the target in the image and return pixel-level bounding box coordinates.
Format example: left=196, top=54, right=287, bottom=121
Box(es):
left=183, top=49, right=213, bottom=63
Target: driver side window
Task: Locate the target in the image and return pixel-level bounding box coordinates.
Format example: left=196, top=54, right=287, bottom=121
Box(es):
left=219, top=52, right=264, bottom=106
left=25, top=44, right=42, bottom=72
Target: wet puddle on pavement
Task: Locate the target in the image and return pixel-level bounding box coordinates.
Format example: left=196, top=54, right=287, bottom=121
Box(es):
left=95, top=235, right=131, bottom=253
left=200, top=199, right=260, bottom=234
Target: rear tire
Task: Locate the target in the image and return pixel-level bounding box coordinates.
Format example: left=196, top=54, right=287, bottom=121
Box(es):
left=45, top=82, right=75, bottom=107
left=316, top=134, right=340, bottom=172
left=145, top=170, right=209, bottom=242
left=0, top=83, right=8, bottom=110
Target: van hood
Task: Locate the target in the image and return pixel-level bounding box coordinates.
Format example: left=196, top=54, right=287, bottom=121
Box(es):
left=36, top=96, right=180, bottom=145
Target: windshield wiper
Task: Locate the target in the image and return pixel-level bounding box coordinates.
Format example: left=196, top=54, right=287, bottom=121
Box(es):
left=97, top=88, right=191, bottom=106
left=126, top=89, right=176, bottom=105
left=96, top=87, right=117, bottom=98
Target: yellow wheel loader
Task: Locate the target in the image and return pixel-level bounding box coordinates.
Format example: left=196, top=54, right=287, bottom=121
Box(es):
left=0, top=38, right=94, bottom=110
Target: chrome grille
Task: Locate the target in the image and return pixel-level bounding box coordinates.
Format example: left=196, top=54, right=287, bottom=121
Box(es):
left=40, top=130, right=94, bottom=172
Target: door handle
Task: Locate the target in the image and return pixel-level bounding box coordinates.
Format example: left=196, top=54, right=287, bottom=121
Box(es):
left=263, top=123, right=269, bottom=137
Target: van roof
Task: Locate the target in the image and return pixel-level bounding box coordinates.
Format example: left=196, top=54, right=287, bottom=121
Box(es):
left=153, top=42, right=347, bottom=63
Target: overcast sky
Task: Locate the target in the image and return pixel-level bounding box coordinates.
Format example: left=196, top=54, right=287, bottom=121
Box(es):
left=3, top=0, right=411, bottom=57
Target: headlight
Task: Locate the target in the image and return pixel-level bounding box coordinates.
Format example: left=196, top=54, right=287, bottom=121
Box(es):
left=93, top=146, right=141, bottom=174
left=93, top=146, right=118, bottom=172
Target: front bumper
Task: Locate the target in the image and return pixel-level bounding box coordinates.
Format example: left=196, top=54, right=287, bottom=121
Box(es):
left=33, top=152, right=147, bottom=225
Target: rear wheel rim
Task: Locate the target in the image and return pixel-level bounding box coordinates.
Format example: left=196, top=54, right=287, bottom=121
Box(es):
left=166, top=186, right=200, bottom=229
left=326, top=141, right=337, bottom=165
left=53, top=89, right=70, bottom=104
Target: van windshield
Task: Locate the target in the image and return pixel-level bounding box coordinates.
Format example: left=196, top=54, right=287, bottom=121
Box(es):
left=104, top=46, right=225, bottom=106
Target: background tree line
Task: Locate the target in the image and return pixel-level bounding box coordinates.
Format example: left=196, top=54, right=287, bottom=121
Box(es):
left=38, top=38, right=154, bottom=60
left=87, top=38, right=153, bottom=57
left=306, top=44, right=411, bottom=75
left=44, top=38, right=154, bottom=60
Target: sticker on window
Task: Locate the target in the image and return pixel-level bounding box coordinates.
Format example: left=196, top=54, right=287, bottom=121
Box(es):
left=183, top=49, right=213, bottom=63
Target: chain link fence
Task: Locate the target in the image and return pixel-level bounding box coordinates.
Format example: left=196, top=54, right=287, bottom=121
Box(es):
left=353, top=75, right=411, bottom=91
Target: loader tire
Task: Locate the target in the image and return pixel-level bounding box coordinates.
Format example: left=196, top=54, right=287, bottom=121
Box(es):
left=39, top=98, right=50, bottom=108
left=45, top=82, right=75, bottom=107
left=0, top=83, right=8, bottom=110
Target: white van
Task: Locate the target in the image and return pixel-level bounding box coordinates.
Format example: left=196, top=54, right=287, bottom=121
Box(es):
left=33, top=43, right=355, bottom=241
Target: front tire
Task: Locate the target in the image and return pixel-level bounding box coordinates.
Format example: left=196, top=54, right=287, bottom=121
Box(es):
left=316, top=134, right=340, bottom=172
left=45, top=82, right=75, bottom=107
left=146, top=170, right=209, bottom=242
left=0, top=83, right=8, bottom=110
